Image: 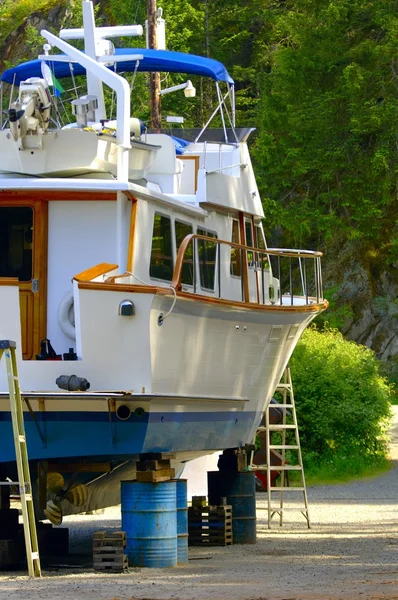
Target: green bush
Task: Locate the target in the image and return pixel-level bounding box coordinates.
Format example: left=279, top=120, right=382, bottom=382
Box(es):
left=289, top=327, right=393, bottom=473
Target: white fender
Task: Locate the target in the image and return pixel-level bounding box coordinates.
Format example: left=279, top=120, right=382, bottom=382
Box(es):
left=58, top=291, right=75, bottom=340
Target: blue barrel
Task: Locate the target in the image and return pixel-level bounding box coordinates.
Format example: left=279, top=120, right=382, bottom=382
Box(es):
left=207, top=471, right=256, bottom=544
left=176, top=479, right=188, bottom=563
left=121, top=480, right=177, bottom=567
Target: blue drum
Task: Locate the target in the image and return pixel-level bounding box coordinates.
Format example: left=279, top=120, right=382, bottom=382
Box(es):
left=121, top=480, right=177, bottom=567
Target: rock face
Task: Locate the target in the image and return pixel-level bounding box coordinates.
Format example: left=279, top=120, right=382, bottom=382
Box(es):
left=324, top=241, right=398, bottom=379
left=0, top=6, right=70, bottom=71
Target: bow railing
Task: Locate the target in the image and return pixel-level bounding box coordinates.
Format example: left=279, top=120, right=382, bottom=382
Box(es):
left=171, top=234, right=325, bottom=308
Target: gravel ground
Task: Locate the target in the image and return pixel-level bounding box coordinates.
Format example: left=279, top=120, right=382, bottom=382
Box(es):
left=0, top=407, right=397, bottom=600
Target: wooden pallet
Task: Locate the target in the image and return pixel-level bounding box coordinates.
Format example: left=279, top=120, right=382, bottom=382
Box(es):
left=93, top=531, right=128, bottom=572
left=188, top=505, right=233, bottom=546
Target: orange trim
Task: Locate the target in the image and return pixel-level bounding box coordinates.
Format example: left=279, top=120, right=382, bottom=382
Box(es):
left=34, top=200, right=49, bottom=358
left=0, top=190, right=117, bottom=202
left=1, top=199, right=48, bottom=359
left=76, top=279, right=329, bottom=313
left=238, top=213, right=250, bottom=303
left=78, top=281, right=159, bottom=294
left=178, top=155, right=200, bottom=192
left=0, top=278, right=19, bottom=286
left=127, top=196, right=138, bottom=271
left=74, top=263, right=119, bottom=283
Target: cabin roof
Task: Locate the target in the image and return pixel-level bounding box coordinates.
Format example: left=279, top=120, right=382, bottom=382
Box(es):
left=1, top=48, right=234, bottom=86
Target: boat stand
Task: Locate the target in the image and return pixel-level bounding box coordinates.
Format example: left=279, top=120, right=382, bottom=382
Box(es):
left=0, top=340, right=41, bottom=577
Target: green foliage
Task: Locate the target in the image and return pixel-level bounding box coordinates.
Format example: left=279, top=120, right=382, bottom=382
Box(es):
left=290, top=327, right=393, bottom=468
left=314, top=284, right=354, bottom=330
left=303, top=449, right=391, bottom=485
left=254, top=0, right=398, bottom=265
left=0, top=0, right=59, bottom=44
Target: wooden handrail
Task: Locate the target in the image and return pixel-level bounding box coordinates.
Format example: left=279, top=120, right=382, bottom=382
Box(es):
left=73, top=263, right=119, bottom=283
left=0, top=278, right=19, bottom=286
left=171, top=233, right=323, bottom=294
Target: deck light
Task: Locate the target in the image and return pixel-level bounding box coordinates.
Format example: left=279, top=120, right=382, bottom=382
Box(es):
left=159, top=80, right=196, bottom=98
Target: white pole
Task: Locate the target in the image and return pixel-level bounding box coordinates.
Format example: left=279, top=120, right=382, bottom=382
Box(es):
left=41, top=27, right=131, bottom=271
left=80, top=1, right=106, bottom=121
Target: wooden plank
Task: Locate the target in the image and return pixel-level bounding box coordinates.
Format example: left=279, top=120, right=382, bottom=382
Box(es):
left=189, top=506, right=232, bottom=518
left=93, top=557, right=128, bottom=571
left=136, top=468, right=175, bottom=482
left=93, top=530, right=126, bottom=540
left=191, top=496, right=207, bottom=507
left=188, top=524, right=233, bottom=530
left=189, top=532, right=233, bottom=540
left=139, top=452, right=176, bottom=461
left=136, top=459, right=171, bottom=472
left=93, top=543, right=126, bottom=551
left=48, top=463, right=112, bottom=473
left=93, top=552, right=125, bottom=560
left=189, top=517, right=233, bottom=524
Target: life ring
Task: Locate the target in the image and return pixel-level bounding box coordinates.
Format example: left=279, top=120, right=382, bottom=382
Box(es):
left=58, top=291, right=76, bottom=340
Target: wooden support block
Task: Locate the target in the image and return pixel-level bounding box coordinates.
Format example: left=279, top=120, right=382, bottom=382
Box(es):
left=136, top=459, right=171, bottom=472
left=139, top=452, right=176, bottom=461
left=136, top=468, right=175, bottom=483
left=191, top=496, right=207, bottom=507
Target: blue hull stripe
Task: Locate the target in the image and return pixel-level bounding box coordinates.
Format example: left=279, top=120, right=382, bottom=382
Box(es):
left=0, top=410, right=252, bottom=423
left=0, top=410, right=258, bottom=463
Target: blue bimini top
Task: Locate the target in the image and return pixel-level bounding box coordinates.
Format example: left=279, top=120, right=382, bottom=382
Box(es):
left=1, top=48, right=234, bottom=86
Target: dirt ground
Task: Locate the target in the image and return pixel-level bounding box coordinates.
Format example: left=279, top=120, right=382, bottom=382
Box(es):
left=0, top=407, right=397, bottom=600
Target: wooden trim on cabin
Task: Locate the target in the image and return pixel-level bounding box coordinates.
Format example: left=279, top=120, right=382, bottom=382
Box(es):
left=0, top=199, right=48, bottom=359
left=127, top=196, right=138, bottom=271
left=178, top=155, right=200, bottom=192
left=35, top=200, right=48, bottom=355
left=76, top=279, right=329, bottom=313
left=73, top=263, right=119, bottom=283
left=238, top=213, right=250, bottom=303
left=0, top=190, right=117, bottom=202
left=78, top=281, right=160, bottom=294
left=251, top=215, right=260, bottom=304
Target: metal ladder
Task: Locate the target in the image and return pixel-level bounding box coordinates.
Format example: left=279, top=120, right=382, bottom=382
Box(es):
left=254, top=365, right=310, bottom=529
left=0, top=340, right=41, bottom=577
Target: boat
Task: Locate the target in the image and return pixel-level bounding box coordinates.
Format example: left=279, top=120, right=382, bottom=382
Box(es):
left=0, top=1, right=328, bottom=523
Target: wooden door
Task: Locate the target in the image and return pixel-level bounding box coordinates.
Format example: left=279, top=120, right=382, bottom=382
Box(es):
left=0, top=201, right=48, bottom=359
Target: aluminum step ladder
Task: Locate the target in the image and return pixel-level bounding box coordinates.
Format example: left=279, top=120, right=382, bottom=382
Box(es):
left=0, top=340, right=41, bottom=577
left=253, top=365, right=310, bottom=529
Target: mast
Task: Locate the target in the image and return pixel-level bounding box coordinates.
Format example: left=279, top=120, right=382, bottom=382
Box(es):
left=147, top=0, right=161, bottom=131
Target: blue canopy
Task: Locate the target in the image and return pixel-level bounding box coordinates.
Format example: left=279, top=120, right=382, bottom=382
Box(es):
left=1, top=48, right=234, bottom=86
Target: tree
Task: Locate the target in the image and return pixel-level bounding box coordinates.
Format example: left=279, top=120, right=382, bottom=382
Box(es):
left=254, top=0, right=398, bottom=267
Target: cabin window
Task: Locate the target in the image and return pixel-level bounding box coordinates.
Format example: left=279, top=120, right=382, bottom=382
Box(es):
left=0, top=207, right=33, bottom=281
left=175, top=220, right=193, bottom=285
left=230, top=219, right=241, bottom=277
left=150, top=213, right=173, bottom=281
left=256, top=225, right=269, bottom=270
left=245, top=220, right=253, bottom=248
left=197, top=228, right=217, bottom=291
left=256, top=226, right=266, bottom=250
